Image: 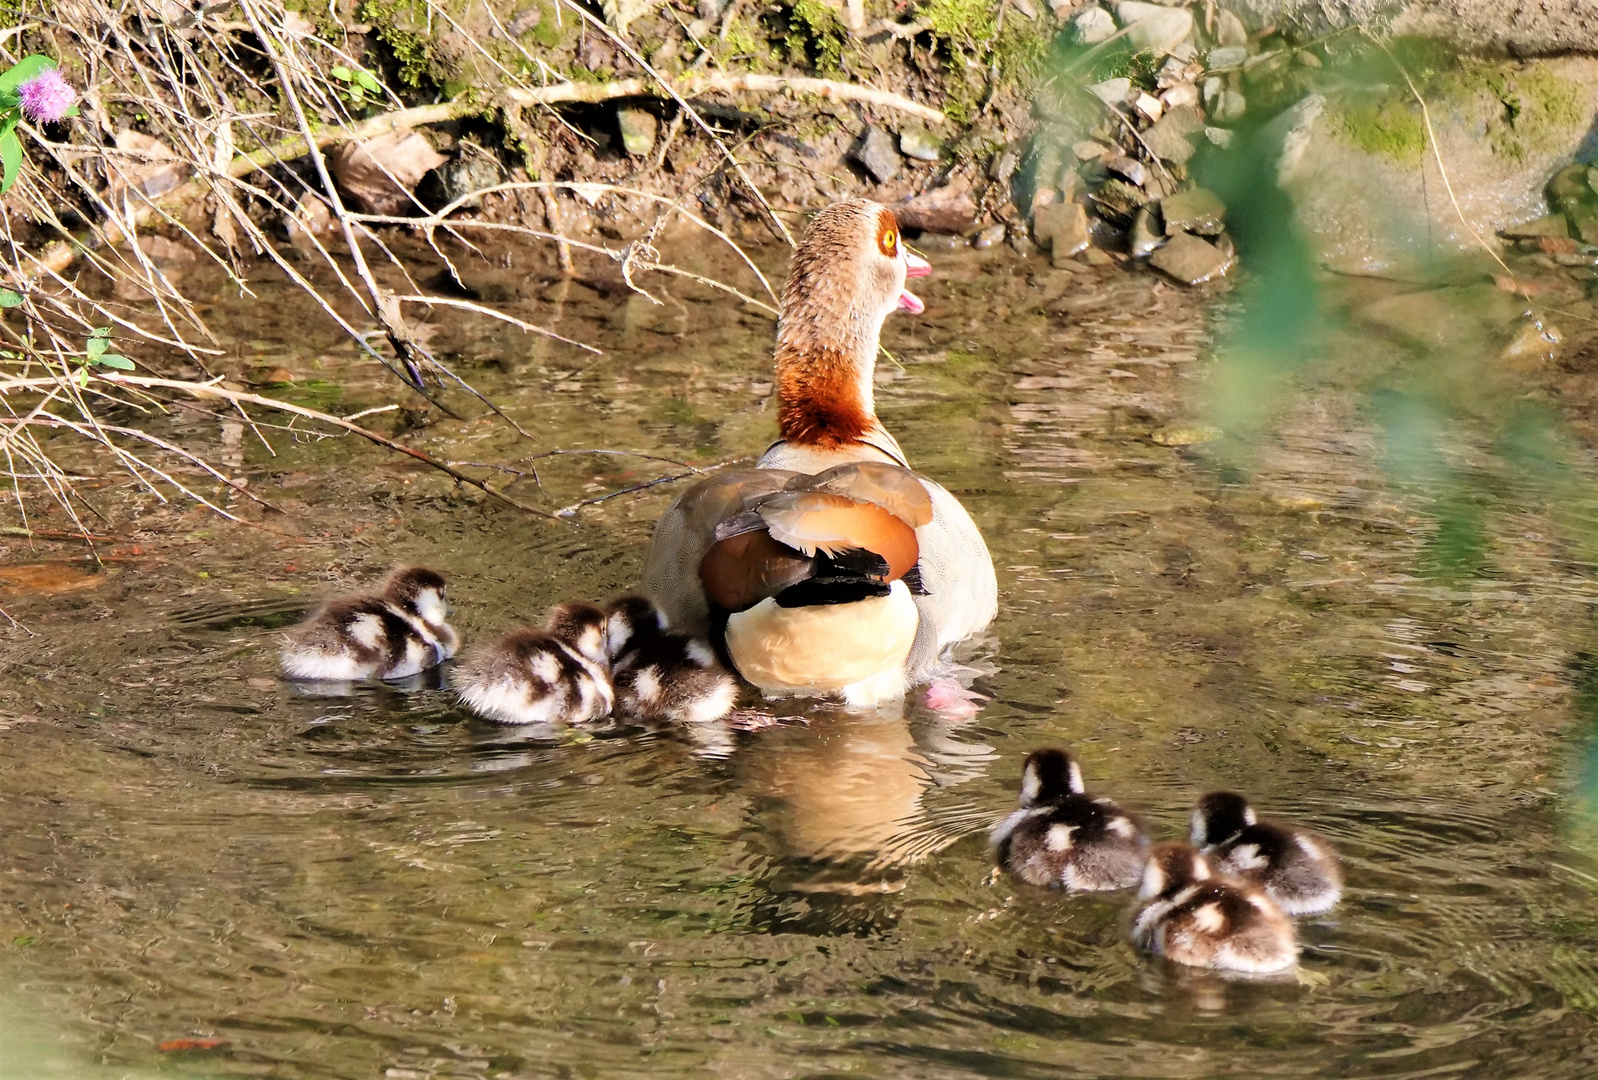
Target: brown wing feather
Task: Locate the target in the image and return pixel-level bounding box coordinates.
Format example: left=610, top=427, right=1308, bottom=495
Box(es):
left=754, top=493, right=920, bottom=582
left=700, top=530, right=816, bottom=611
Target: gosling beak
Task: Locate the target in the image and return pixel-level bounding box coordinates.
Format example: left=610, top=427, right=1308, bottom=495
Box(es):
left=898, top=249, right=930, bottom=313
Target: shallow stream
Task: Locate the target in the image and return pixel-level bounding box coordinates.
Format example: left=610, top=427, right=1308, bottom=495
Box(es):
left=5, top=237, right=1598, bottom=1078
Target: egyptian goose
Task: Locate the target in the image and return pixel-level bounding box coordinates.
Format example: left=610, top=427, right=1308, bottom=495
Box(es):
left=281, top=565, right=459, bottom=681
left=453, top=601, right=614, bottom=725
left=1191, top=791, right=1343, bottom=915
left=1132, top=843, right=1299, bottom=975
left=605, top=595, right=739, bottom=725
left=990, top=747, right=1148, bottom=891
left=642, top=200, right=998, bottom=706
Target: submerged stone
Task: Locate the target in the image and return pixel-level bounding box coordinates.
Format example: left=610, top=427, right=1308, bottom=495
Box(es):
left=1106, top=154, right=1150, bottom=188
left=1148, top=231, right=1232, bottom=284
left=973, top=223, right=1006, bottom=249
left=1072, top=4, right=1116, bottom=44
left=1500, top=214, right=1571, bottom=239
left=1216, top=7, right=1247, bottom=46
left=1087, top=77, right=1132, bottom=106
left=1115, top=1, right=1193, bottom=56
left=1207, top=45, right=1247, bottom=69
left=1161, top=186, right=1226, bottom=235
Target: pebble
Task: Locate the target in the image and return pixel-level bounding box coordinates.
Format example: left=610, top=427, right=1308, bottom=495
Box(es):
left=617, top=106, right=658, bottom=156
left=1207, top=45, right=1247, bottom=69
left=1115, top=1, right=1193, bottom=56
left=1215, top=90, right=1248, bottom=122
left=1072, top=4, right=1116, bottom=44
left=895, top=185, right=979, bottom=234
left=1160, top=82, right=1199, bottom=111
left=1133, top=92, right=1164, bottom=123
left=1148, top=231, right=1232, bottom=284
left=1161, top=186, right=1226, bottom=235
left=1205, top=126, right=1234, bottom=148
left=1296, top=49, right=1322, bottom=67
left=972, top=223, right=1007, bottom=249
left=1202, top=76, right=1224, bottom=108
left=915, top=232, right=964, bottom=251
left=898, top=124, right=943, bottom=162
left=851, top=126, right=902, bottom=184
left=1073, top=140, right=1111, bottom=160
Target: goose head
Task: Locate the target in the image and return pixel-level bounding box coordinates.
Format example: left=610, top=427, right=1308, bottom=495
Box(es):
left=774, top=200, right=930, bottom=450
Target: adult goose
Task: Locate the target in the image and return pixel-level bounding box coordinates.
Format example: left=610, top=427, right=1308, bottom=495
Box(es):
left=642, top=200, right=997, bottom=706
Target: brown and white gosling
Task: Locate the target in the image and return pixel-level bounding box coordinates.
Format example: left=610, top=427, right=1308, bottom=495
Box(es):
left=453, top=601, right=613, bottom=726
left=281, top=566, right=459, bottom=681
left=989, top=748, right=1148, bottom=891
left=1131, top=842, right=1298, bottom=975
left=605, top=595, right=739, bottom=725
left=1191, top=791, right=1343, bottom=916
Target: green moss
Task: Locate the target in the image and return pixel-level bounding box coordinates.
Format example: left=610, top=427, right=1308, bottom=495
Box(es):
left=1478, top=63, right=1582, bottom=162
left=1335, top=98, right=1426, bottom=164
left=356, top=0, right=437, bottom=89
left=784, top=0, right=845, bottom=74
left=919, top=0, right=995, bottom=44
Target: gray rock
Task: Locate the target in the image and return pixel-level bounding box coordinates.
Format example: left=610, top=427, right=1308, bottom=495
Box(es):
left=851, top=126, right=902, bottom=184
left=1115, top=1, right=1194, bottom=55
left=1205, top=126, right=1234, bottom=148
left=1500, top=214, right=1571, bottom=239
left=1207, top=45, right=1248, bottom=68
left=1105, top=155, right=1151, bottom=188
left=894, top=186, right=979, bottom=234
left=1141, top=106, right=1204, bottom=164
left=898, top=124, right=943, bottom=162
left=1130, top=205, right=1165, bottom=257
left=1148, top=231, right=1232, bottom=284
left=990, top=148, right=1020, bottom=184
left=422, top=151, right=506, bottom=209
left=1215, top=90, right=1247, bottom=122
left=1202, top=76, right=1224, bottom=108
left=1091, top=179, right=1149, bottom=223
left=617, top=106, right=658, bottom=156
left=1162, top=186, right=1227, bottom=234
left=1072, top=4, right=1116, bottom=43
left=1073, top=140, right=1112, bottom=160
left=1087, top=77, right=1133, bottom=106
left=1035, top=201, right=1091, bottom=258
left=972, top=223, right=1007, bottom=249
left=1216, top=7, right=1247, bottom=45
left=916, top=232, right=965, bottom=251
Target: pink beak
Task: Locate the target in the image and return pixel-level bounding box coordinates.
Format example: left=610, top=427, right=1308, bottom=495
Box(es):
left=898, top=249, right=930, bottom=314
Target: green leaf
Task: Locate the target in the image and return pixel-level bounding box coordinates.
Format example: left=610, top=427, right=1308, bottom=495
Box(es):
left=85, top=335, right=106, bottom=359
left=0, top=131, right=20, bottom=195
left=93, top=353, right=134, bottom=370
left=72, top=366, right=88, bottom=388
left=355, top=70, right=381, bottom=93
left=0, top=289, right=21, bottom=307
left=63, top=104, right=77, bottom=118
left=0, top=56, right=55, bottom=95
left=330, top=65, right=353, bottom=81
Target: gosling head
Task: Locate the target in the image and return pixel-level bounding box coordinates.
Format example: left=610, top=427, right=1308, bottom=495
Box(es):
left=1018, top=747, right=1085, bottom=808
left=1191, top=791, right=1257, bottom=848
left=604, top=595, right=668, bottom=660
left=383, top=566, right=450, bottom=626
left=1139, top=842, right=1213, bottom=901
left=544, top=601, right=611, bottom=665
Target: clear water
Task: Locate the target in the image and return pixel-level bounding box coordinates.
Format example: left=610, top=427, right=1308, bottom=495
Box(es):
left=5, top=237, right=1598, bottom=1079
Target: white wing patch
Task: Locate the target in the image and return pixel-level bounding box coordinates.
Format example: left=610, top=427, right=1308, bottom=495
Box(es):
left=1228, top=843, right=1269, bottom=871
left=632, top=665, right=662, bottom=704
left=685, top=640, right=716, bottom=668
left=1105, top=816, right=1136, bottom=838
left=1046, top=822, right=1077, bottom=852
left=1191, top=902, right=1225, bottom=934
left=349, top=613, right=385, bottom=650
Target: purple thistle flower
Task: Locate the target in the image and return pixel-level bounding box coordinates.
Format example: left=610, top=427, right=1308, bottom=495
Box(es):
left=18, top=68, right=75, bottom=124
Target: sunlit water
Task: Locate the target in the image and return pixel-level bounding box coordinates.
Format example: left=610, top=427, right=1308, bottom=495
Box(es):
left=5, top=236, right=1598, bottom=1079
